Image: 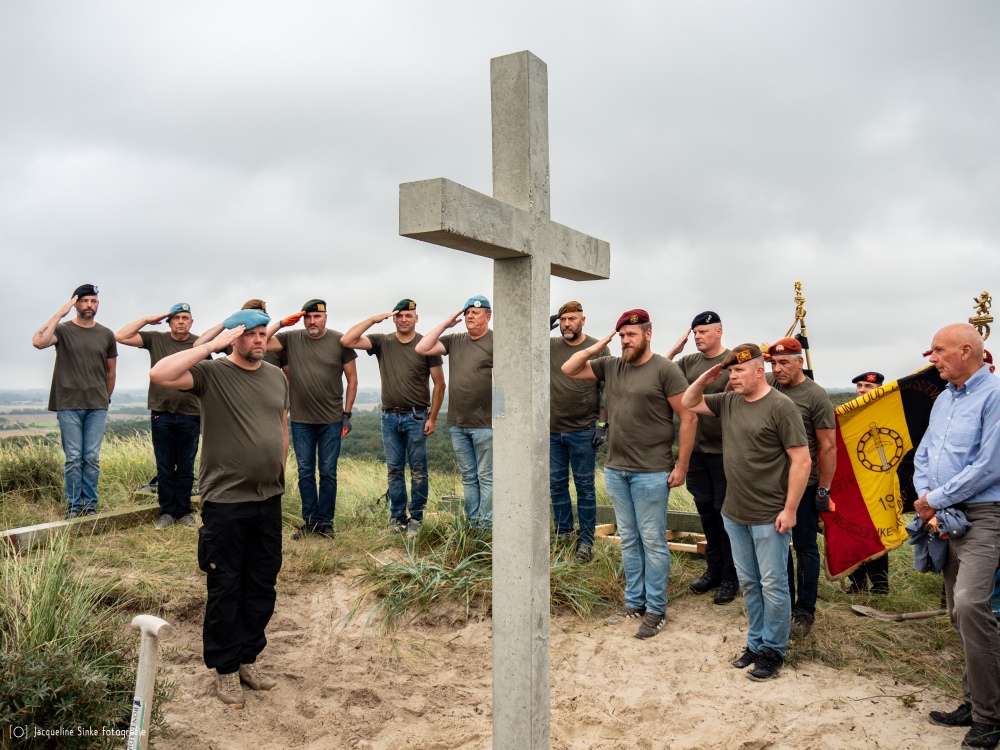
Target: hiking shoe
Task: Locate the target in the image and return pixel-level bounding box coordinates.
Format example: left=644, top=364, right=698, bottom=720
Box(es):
left=387, top=519, right=407, bottom=534
left=792, top=608, right=815, bottom=637
left=963, top=722, right=1000, bottom=749
left=714, top=580, right=740, bottom=605
left=747, top=647, right=783, bottom=681
left=154, top=514, right=175, bottom=530
left=689, top=571, right=721, bottom=594
left=314, top=524, right=336, bottom=539
left=604, top=605, right=646, bottom=625
left=405, top=519, right=422, bottom=539
left=176, top=513, right=199, bottom=528
left=216, top=670, right=244, bottom=708
left=64, top=510, right=81, bottom=520
left=930, top=702, right=973, bottom=727
left=731, top=648, right=760, bottom=669
left=291, top=525, right=314, bottom=540
left=83, top=508, right=97, bottom=516
left=239, top=662, right=278, bottom=692
left=634, top=612, right=666, bottom=639
left=575, top=542, right=594, bottom=563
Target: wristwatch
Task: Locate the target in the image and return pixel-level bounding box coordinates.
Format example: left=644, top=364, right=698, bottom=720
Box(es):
left=817, top=487, right=830, bottom=498
left=343, top=412, right=352, bottom=418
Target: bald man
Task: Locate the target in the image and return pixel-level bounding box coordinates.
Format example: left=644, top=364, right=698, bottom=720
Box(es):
left=915, top=324, right=1000, bottom=748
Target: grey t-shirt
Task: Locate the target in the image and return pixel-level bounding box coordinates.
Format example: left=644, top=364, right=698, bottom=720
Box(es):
left=139, top=330, right=201, bottom=415
left=589, top=353, right=689, bottom=473
left=676, top=349, right=731, bottom=454
left=275, top=329, right=358, bottom=424
left=767, top=374, right=836, bottom=485
left=705, top=389, right=808, bottom=525
left=368, top=332, right=443, bottom=410
left=550, top=336, right=609, bottom=433
left=188, top=358, right=289, bottom=503
left=440, top=330, right=493, bottom=429
left=48, top=321, right=118, bottom=411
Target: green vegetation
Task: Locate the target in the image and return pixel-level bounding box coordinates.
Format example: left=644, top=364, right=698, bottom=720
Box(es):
left=0, top=429, right=966, bottom=737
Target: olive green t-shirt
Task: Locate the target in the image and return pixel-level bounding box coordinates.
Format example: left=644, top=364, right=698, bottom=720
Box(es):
left=550, top=336, right=609, bottom=433
left=275, top=329, right=358, bottom=424
left=440, top=330, right=493, bottom=428
left=676, top=349, right=731, bottom=454
left=139, top=331, right=201, bottom=416
left=48, top=321, right=118, bottom=411
left=705, top=389, right=808, bottom=525
left=589, top=353, right=689, bottom=472
left=367, top=332, right=443, bottom=410
left=767, top=374, right=835, bottom=485
left=188, top=358, right=289, bottom=503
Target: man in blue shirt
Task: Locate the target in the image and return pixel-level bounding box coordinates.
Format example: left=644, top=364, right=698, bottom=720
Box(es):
left=914, top=323, right=1000, bottom=749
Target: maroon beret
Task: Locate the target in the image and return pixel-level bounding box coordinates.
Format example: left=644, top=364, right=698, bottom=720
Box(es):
left=767, top=337, right=803, bottom=357
left=615, top=309, right=650, bottom=331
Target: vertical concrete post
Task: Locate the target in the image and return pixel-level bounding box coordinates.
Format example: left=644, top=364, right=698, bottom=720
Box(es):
left=490, top=51, right=552, bottom=750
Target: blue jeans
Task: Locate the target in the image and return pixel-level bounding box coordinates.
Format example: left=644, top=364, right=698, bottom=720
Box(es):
left=724, top=517, right=792, bottom=657
left=550, top=427, right=598, bottom=544
left=450, top=426, right=493, bottom=525
left=290, top=422, right=342, bottom=527
left=604, top=468, right=671, bottom=615
left=381, top=409, right=430, bottom=523
left=151, top=411, right=201, bottom=518
left=56, top=409, right=108, bottom=513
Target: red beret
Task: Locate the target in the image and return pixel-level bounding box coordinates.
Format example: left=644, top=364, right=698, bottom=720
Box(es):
left=615, top=309, right=650, bottom=331
left=767, top=337, right=803, bottom=357
left=986, top=350, right=994, bottom=365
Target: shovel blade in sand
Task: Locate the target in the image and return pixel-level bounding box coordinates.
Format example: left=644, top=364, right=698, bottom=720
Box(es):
left=851, top=605, right=947, bottom=621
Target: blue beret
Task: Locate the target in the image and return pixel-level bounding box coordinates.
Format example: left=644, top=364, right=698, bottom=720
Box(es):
left=167, top=302, right=191, bottom=320
left=463, top=295, right=491, bottom=312
left=223, top=309, right=270, bottom=330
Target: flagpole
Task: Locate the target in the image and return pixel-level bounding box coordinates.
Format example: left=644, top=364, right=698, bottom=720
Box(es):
left=969, top=290, right=993, bottom=342
left=783, top=280, right=814, bottom=380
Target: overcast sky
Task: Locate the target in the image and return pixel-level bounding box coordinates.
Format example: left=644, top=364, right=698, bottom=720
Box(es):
left=2, top=1, right=998, bottom=394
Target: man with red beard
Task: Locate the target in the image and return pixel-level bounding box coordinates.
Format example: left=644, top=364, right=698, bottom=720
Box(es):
left=151, top=309, right=289, bottom=709
left=563, top=309, right=696, bottom=639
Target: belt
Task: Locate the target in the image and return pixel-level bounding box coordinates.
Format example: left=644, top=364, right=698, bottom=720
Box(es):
left=382, top=406, right=427, bottom=414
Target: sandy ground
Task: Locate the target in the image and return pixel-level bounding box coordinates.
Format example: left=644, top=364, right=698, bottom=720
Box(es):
left=153, top=575, right=965, bottom=750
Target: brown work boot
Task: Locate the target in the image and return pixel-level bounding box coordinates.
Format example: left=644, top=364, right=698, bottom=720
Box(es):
left=216, top=670, right=244, bottom=708
left=239, top=662, right=278, bottom=691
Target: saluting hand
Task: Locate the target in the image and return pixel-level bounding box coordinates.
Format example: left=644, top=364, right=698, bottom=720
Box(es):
left=596, top=330, right=616, bottom=351
left=211, top=325, right=245, bottom=352
left=700, top=363, right=725, bottom=385
left=281, top=311, right=306, bottom=328
left=667, top=329, right=691, bottom=359
left=58, top=296, right=79, bottom=318
left=149, top=313, right=170, bottom=325
left=445, top=310, right=464, bottom=329
left=373, top=311, right=395, bottom=324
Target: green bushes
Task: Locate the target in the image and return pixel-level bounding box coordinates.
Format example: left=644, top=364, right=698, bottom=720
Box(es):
left=0, top=533, right=173, bottom=749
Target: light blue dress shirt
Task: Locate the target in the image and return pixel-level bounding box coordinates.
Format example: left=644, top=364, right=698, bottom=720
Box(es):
left=914, top=365, right=1000, bottom=508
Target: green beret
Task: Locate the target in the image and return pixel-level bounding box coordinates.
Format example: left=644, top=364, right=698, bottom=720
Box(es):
left=393, top=299, right=417, bottom=312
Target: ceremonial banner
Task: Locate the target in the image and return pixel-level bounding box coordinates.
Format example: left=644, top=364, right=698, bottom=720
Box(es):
left=822, top=365, right=946, bottom=578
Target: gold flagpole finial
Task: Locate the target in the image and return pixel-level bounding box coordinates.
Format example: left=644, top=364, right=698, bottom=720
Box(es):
left=970, top=291, right=992, bottom=341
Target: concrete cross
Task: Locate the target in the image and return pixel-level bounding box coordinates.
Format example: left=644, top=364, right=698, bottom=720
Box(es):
left=399, top=50, right=610, bottom=750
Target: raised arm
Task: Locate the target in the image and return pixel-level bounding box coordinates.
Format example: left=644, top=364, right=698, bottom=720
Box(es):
left=32, top=296, right=77, bottom=349
left=342, top=312, right=395, bottom=350
left=265, top=311, right=306, bottom=351
left=151, top=326, right=244, bottom=390
left=562, top=330, right=615, bottom=381
left=665, top=328, right=691, bottom=361
left=115, top=313, right=169, bottom=348
left=667, top=392, right=696, bottom=488
left=680, top=363, right=724, bottom=415
left=415, top=310, right=463, bottom=357
left=193, top=323, right=224, bottom=348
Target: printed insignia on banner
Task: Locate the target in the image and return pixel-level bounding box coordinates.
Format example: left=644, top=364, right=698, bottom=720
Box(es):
left=629, top=314, right=639, bottom=324
left=736, top=350, right=752, bottom=363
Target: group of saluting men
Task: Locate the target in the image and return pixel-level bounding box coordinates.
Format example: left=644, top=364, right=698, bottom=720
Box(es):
left=32, top=284, right=1000, bottom=749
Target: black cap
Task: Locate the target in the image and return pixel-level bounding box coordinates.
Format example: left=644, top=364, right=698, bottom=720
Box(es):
left=852, top=372, right=884, bottom=386
left=73, top=284, right=98, bottom=298
left=301, top=299, right=326, bottom=313
left=691, top=311, right=721, bottom=328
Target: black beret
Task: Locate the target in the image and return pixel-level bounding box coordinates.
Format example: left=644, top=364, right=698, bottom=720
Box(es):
left=73, top=284, right=98, bottom=298
left=691, top=311, right=721, bottom=328
left=301, top=299, right=326, bottom=313
left=851, top=372, right=884, bottom=386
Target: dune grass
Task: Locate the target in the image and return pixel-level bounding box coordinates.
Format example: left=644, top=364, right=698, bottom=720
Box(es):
left=0, top=433, right=967, bottom=710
